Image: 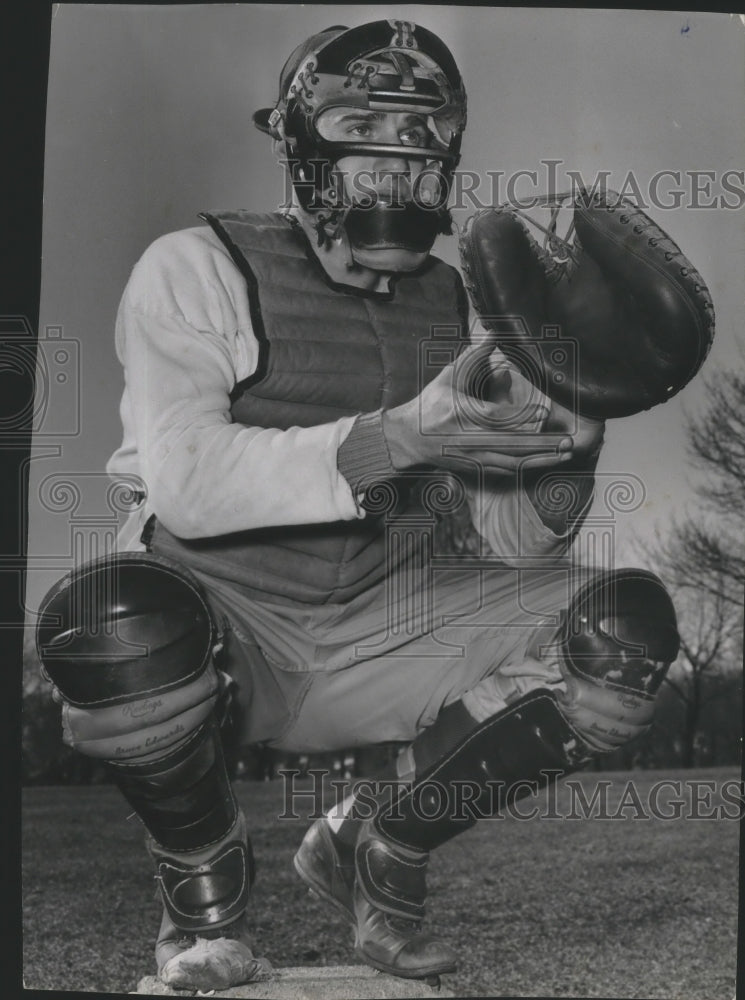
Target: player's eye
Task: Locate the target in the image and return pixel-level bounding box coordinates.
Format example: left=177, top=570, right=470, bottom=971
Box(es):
left=349, top=122, right=373, bottom=138
left=400, top=125, right=430, bottom=147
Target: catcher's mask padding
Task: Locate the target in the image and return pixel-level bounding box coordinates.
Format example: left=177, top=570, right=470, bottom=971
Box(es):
left=344, top=199, right=442, bottom=252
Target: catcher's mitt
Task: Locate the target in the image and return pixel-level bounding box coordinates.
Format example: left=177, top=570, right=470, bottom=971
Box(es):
left=458, top=189, right=715, bottom=419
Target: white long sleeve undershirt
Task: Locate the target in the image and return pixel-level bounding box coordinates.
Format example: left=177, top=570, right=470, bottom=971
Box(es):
left=107, top=226, right=360, bottom=543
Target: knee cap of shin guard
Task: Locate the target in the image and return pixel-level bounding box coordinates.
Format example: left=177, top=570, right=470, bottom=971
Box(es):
left=561, top=569, right=679, bottom=697
left=36, top=553, right=215, bottom=708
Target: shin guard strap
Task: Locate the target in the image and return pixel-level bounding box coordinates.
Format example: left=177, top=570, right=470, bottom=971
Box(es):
left=356, top=833, right=428, bottom=921
left=107, top=715, right=237, bottom=852
left=152, top=836, right=254, bottom=932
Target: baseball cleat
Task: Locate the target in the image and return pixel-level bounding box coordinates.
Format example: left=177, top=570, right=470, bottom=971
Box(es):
left=296, top=817, right=457, bottom=980
left=352, top=883, right=457, bottom=980
left=293, top=819, right=356, bottom=923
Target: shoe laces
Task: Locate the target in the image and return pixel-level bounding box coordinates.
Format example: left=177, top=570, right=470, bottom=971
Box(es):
left=386, top=913, right=423, bottom=937
left=200, top=918, right=247, bottom=942
left=175, top=934, right=194, bottom=949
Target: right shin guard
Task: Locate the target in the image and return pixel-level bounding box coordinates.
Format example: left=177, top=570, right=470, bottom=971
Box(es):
left=108, top=715, right=237, bottom=854
left=109, top=716, right=253, bottom=931
left=37, top=553, right=253, bottom=930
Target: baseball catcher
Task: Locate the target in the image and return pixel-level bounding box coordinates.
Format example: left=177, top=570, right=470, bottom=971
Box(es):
left=36, top=18, right=713, bottom=992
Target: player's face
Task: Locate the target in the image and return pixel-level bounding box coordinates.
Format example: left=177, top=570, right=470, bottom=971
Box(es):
left=315, top=108, right=435, bottom=206
left=313, top=108, right=445, bottom=274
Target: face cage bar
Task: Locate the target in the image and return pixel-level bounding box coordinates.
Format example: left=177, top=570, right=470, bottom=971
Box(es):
left=286, top=138, right=459, bottom=213
left=366, top=90, right=449, bottom=109
left=309, top=139, right=459, bottom=165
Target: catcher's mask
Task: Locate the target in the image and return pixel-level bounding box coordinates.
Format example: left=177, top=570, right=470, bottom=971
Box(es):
left=253, top=20, right=467, bottom=260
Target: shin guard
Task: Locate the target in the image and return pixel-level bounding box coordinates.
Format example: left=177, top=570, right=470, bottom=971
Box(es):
left=37, top=553, right=252, bottom=929
left=356, top=690, right=590, bottom=920
left=378, top=690, right=590, bottom=852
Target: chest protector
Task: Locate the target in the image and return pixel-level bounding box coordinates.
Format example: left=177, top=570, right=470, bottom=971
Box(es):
left=151, top=211, right=468, bottom=605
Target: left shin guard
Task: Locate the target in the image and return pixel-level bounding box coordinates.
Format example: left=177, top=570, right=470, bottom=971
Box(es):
left=369, top=567, right=679, bottom=857
left=355, top=568, right=679, bottom=923
left=375, top=689, right=591, bottom=854
left=354, top=689, right=592, bottom=924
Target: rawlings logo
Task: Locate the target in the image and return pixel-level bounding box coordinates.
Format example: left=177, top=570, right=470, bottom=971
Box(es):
left=621, top=695, right=643, bottom=710
left=621, top=695, right=649, bottom=711
left=122, top=697, right=163, bottom=719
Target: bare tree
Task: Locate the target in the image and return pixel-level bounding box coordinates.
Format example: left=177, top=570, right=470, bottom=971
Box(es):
left=661, top=581, right=742, bottom=767
left=634, top=351, right=745, bottom=766
left=654, top=362, right=745, bottom=607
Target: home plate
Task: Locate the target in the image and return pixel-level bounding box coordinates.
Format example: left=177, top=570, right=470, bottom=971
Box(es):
left=135, top=965, right=453, bottom=998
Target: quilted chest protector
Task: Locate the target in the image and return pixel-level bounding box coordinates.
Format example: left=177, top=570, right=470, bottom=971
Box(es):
left=151, top=211, right=468, bottom=605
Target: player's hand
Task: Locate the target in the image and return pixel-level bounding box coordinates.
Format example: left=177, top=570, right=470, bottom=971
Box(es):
left=543, top=396, right=606, bottom=462
left=381, top=341, right=574, bottom=475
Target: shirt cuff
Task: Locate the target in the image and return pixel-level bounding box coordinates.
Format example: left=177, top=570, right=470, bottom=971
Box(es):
left=336, top=410, right=397, bottom=503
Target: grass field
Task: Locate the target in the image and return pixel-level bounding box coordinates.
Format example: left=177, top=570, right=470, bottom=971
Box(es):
left=22, top=767, right=740, bottom=998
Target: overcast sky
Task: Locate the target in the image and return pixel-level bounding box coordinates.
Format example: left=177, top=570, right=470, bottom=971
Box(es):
left=24, top=4, right=745, bottom=617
